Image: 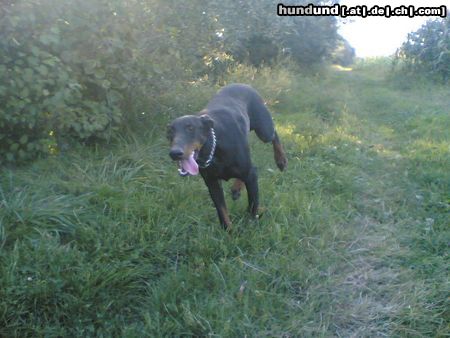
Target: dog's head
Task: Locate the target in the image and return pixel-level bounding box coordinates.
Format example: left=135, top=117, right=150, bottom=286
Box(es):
left=167, top=114, right=214, bottom=176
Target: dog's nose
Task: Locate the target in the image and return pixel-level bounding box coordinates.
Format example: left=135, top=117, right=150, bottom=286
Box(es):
left=169, top=148, right=184, bottom=160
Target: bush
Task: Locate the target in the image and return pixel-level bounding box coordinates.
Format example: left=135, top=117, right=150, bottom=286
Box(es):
left=211, top=0, right=339, bottom=67
left=0, top=1, right=129, bottom=162
left=395, top=17, right=450, bottom=83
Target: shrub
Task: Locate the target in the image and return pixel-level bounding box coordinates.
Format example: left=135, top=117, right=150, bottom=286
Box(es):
left=395, top=17, right=450, bottom=83
left=0, top=1, right=128, bottom=162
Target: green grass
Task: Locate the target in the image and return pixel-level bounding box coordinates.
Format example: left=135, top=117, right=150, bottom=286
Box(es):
left=1, top=60, right=449, bottom=337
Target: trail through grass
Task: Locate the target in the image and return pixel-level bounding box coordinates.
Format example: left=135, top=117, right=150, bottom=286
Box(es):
left=1, top=61, right=448, bottom=336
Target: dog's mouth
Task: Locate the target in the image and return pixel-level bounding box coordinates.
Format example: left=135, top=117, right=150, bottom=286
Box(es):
left=178, top=150, right=199, bottom=176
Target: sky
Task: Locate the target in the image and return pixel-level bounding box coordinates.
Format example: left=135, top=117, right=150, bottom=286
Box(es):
left=338, top=0, right=447, bottom=57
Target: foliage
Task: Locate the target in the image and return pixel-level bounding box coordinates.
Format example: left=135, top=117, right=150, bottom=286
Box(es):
left=0, top=0, right=132, bottom=162
left=396, top=17, right=450, bottom=82
left=331, top=37, right=355, bottom=66
left=281, top=14, right=339, bottom=66
left=0, top=0, right=219, bottom=162
left=221, top=62, right=294, bottom=107
left=210, top=0, right=339, bottom=67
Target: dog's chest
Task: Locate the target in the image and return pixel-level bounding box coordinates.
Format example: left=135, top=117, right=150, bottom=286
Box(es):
left=201, top=157, right=243, bottom=181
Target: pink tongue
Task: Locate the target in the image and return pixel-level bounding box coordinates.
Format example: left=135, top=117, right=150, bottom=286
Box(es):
left=181, top=153, right=199, bottom=175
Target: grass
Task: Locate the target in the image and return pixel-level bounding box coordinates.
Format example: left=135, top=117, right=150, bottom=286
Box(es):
left=1, top=60, right=449, bottom=337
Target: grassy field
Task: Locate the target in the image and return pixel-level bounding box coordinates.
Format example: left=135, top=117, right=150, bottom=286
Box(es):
left=1, top=60, right=449, bottom=337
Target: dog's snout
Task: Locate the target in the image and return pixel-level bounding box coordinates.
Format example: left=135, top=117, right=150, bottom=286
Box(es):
left=169, top=148, right=184, bottom=160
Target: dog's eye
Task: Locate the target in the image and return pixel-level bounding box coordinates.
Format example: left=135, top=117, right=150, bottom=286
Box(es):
left=186, top=125, right=194, bottom=132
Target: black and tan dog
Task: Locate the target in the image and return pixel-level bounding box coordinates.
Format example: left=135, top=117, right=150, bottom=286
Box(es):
left=167, top=84, right=287, bottom=230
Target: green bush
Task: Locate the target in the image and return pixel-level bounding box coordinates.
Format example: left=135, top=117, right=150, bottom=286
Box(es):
left=0, top=1, right=128, bottom=162
left=210, top=0, right=339, bottom=67
left=0, top=0, right=234, bottom=163
left=396, top=17, right=450, bottom=82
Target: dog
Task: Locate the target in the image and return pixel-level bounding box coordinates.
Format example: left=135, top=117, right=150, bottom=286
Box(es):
left=167, top=84, right=287, bottom=230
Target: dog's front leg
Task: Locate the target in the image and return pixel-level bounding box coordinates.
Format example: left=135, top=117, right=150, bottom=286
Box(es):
left=204, top=178, right=232, bottom=230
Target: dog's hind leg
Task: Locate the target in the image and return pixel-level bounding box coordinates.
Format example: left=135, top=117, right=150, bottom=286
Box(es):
left=231, top=179, right=245, bottom=200
left=248, top=96, right=277, bottom=143
left=248, top=96, right=288, bottom=171
left=272, top=131, right=287, bottom=171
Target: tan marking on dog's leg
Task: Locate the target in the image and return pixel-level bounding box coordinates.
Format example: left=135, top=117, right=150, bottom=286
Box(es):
left=231, top=179, right=245, bottom=200
left=273, top=137, right=288, bottom=171
left=220, top=205, right=232, bottom=231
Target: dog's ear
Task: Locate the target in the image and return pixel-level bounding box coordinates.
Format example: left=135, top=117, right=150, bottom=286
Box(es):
left=200, top=115, right=214, bottom=129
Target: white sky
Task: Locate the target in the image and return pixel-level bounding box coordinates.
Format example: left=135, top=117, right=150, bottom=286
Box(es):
left=338, top=0, right=448, bottom=57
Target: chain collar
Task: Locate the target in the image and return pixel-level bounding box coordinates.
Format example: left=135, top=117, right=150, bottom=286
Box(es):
left=198, top=128, right=216, bottom=169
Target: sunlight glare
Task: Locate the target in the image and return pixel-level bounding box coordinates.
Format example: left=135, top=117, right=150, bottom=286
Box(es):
left=338, top=0, right=447, bottom=57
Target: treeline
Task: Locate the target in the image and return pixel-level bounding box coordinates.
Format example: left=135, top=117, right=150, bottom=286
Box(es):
left=1, top=0, right=345, bottom=163
left=396, top=16, right=450, bottom=83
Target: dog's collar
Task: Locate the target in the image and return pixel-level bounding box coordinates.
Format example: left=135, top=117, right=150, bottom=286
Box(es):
left=197, top=128, right=216, bottom=169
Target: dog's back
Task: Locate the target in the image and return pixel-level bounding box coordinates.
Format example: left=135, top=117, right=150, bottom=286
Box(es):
left=206, top=84, right=275, bottom=143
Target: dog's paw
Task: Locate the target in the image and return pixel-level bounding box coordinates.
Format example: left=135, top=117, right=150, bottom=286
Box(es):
left=275, top=154, right=288, bottom=171
left=255, top=207, right=267, bottom=219
left=248, top=206, right=267, bottom=220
